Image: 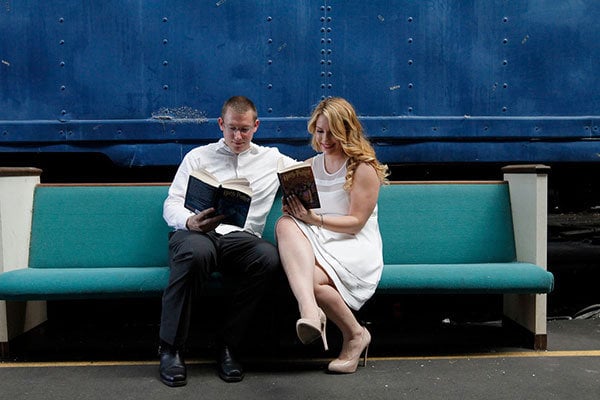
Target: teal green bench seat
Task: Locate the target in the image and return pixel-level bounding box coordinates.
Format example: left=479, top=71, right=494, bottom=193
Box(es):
left=0, top=184, right=274, bottom=301
left=0, top=185, right=172, bottom=301
left=0, top=167, right=554, bottom=350
left=376, top=183, right=554, bottom=295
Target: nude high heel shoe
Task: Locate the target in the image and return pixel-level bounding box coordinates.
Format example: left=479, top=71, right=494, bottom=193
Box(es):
left=296, top=308, right=329, bottom=351
left=327, top=327, right=371, bottom=374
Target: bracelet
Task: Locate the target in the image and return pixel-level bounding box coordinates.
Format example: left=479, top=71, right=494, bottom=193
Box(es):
left=319, top=213, right=324, bottom=228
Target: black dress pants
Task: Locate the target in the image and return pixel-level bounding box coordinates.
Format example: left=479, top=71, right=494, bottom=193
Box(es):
left=159, top=229, right=280, bottom=349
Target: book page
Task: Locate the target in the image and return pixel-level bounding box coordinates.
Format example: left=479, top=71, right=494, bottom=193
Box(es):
left=221, top=178, right=252, bottom=197
left=277, top=160, right=311, bottom=174
left=189, top=169, right=220, bottom=188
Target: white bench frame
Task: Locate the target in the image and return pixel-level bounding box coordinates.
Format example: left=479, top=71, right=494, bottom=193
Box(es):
left=502, top=164, right=551, bottom=350
left=0, top=168, right=47, bottom=357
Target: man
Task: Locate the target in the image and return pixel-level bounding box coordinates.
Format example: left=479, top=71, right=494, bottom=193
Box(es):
left=159, top=96, right=295, bottom=386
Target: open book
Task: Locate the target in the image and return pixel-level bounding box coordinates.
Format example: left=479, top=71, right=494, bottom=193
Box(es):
left=277, top=160, right=321, bottom=209
left=184, top=169, right=253, bottom=228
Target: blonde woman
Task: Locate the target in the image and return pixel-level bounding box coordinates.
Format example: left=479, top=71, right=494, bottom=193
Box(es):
left=276, top=97, right=388, bottom=373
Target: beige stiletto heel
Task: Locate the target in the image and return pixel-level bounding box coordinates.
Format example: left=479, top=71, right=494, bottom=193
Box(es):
left=327, top=327, right=371, bottom=374
left=296, top=308, right=329, bottom=351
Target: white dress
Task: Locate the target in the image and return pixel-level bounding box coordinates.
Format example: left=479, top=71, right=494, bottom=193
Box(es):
left=292, top=154, right=384, bottom=310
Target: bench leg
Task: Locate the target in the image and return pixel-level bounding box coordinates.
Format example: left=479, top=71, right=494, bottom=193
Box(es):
left=0, top=300, right=48, bottom=358
left=503, top=293, right=548, bottom=350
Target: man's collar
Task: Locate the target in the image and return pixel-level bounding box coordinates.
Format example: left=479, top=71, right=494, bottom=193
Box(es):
left=216, top=138, right=259, bottom=155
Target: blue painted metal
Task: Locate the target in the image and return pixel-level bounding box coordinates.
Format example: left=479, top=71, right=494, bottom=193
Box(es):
left=1, top=1, right=599, bottom=166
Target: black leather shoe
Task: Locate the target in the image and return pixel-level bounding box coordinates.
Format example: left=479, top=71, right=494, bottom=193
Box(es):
left=217, top=346, right=244, bottom=382
left=159, top=345, right=187, bottom=387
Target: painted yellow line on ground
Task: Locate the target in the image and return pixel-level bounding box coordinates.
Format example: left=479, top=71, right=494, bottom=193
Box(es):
left=1, top=350, right=599, bottom=368
left=374, top=350, right=600, bottom=361
left=0, top=360, right=159, bottom=368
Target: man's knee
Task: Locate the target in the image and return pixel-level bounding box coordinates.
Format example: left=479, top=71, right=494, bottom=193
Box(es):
left=169, top=231, right=217, bottom=277
left=252, top=240, right=281, bottom=275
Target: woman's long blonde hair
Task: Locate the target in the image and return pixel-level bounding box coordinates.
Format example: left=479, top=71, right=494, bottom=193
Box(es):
left=308, top=97, right=389, bottom=190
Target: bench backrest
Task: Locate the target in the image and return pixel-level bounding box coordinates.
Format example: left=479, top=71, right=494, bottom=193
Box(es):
left=29, top=185, right=171, bottom=269
left=28, top=181, right=517, bottom=269
left=378, top=182, right=517, bottom=264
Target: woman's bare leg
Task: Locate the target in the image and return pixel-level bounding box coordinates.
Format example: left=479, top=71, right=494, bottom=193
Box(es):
left=314, top=267, right=368, bottom=361
left=275, top=216, right=320, bottom=321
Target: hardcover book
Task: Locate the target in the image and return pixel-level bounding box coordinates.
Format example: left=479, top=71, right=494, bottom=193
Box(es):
left=277, top=160, right=321, bottom=209
left=184, top=169, right=253, bottom=228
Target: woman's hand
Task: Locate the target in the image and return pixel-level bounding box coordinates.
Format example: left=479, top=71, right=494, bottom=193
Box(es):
left=283, top=195, right=319, bottom=226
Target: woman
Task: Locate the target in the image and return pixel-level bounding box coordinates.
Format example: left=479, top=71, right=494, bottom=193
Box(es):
left=276, top=97, right=388, bottom=373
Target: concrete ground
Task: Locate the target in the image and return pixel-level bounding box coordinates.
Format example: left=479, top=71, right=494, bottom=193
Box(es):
left=0, top=318, right=598, bottom=400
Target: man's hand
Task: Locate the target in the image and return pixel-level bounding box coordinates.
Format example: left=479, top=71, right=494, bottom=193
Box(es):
left=186, top=207, right=225, bottom=232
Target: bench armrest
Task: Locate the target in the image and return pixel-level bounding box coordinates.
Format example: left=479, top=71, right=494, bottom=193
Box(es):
left=502, top=165, right=550, bottom=268
left=0, top=168, right=42, bottom=272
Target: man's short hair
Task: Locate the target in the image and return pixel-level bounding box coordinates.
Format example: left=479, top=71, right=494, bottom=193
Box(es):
left=221, top=96, right=258, bottom=120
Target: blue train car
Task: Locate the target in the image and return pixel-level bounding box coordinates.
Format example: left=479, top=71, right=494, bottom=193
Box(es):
left=1, top=1, right=600, bottom=206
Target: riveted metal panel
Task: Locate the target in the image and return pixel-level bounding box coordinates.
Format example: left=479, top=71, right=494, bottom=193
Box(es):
left=1, top=1, right=600, bottom=166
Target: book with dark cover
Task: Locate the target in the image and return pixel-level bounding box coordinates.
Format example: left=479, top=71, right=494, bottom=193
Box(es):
left=184, top=169, right=253, bottom=228
left=277, top=161, right=321, bottom=209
